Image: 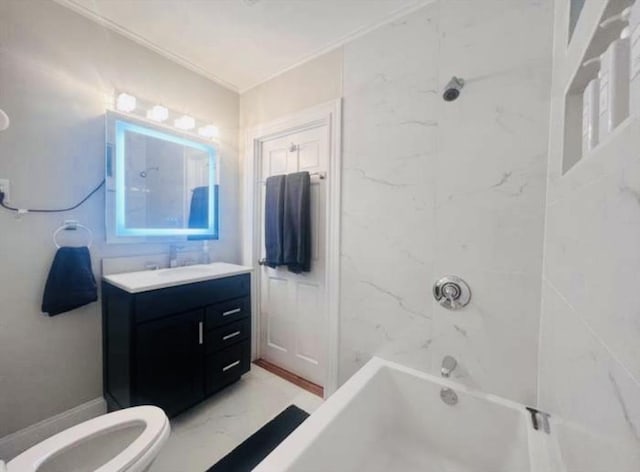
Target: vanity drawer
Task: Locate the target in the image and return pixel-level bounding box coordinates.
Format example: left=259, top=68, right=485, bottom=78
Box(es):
left=134, top=274, right=250, bottom=323
left=205, top=341, right=250, bottom=395
left=206, top=318, right=250, bottom=353
left=205, top=297, right=250, bottom=328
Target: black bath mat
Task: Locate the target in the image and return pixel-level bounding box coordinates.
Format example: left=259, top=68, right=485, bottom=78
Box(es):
left=206, top=405, right=310, bottom=472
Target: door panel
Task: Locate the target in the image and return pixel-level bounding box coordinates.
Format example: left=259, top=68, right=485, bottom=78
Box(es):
left=265, top=276, right=289, bottom=352
left=134, top=310, right=204, bottom=416
left=267, top=148, right=288, bottom=175
left=259, top=125, right=328, bottom=386
left=295, top=281, right=322, bottom=365
left=298, top=139, right=320, bottom=170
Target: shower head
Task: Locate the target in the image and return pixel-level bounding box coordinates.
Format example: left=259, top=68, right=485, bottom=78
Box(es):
left=139, top=167, right=160, bottom=178
left=442, top=77, right=465, bottom=102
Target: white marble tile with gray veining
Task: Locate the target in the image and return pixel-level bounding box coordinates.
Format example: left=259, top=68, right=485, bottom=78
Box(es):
left=538, top=280, right=640, bottom=472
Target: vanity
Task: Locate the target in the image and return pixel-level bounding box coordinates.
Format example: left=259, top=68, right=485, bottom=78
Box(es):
left=101, top=263, right=252, bottom=417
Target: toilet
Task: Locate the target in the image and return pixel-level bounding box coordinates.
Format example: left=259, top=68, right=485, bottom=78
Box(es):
left=1, top=406, right=170, bottom=472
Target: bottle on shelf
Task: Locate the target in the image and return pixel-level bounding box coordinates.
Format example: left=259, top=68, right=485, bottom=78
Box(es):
left=627, top=2, right=640, bottom=115
left=597, top=7, right=632, bottom=138
left=582, top=76, right=600, bottom=154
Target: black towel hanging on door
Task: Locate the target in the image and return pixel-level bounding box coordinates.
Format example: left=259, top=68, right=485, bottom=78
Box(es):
left=283, top=172, right=311, bottom=273
left=264, top=175, right=286, bottom=268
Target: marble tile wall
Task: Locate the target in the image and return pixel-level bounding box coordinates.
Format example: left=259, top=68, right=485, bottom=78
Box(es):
left=339, top=0, right=553, bottom=405
left=537, top=1, right=640, bottom=469
left=538, top=2, right=640, bottom=465
left=428, top=0, right=553, bottom=405
left=339, top=4, right=439, bottom=388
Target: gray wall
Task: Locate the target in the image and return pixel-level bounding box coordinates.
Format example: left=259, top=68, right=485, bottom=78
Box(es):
left=0, top=0, right=239, bottom=436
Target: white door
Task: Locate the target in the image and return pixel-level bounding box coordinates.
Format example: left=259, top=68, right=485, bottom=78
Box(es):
left=258, top=125, right=328, bottom=386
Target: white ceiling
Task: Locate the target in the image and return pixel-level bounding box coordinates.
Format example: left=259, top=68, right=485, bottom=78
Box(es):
left=54, top=0, right=428, bottom=93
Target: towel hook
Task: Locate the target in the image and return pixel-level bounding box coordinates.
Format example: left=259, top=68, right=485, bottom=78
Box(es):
left=53, top=220, right=93, bottom=248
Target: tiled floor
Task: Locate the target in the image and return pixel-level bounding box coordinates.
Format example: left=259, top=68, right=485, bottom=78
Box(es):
left=150, top=364, right=324, bottom=472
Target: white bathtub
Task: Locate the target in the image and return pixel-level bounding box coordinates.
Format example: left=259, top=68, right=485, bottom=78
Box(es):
left=254, top=357, right=561, bottom=472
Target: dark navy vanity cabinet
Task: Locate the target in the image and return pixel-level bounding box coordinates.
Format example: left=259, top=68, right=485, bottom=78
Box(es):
left=102, top=273, right=251, bottom=417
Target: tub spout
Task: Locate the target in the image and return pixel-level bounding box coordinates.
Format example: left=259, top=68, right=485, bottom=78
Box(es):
left=441, top=355, right=457, bottom=378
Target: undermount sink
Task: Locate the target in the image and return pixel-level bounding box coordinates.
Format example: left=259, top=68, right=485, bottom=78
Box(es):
left=103, top=262, right=253, bottom=293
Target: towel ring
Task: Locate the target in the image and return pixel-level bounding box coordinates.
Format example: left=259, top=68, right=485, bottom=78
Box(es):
left=53, top=220, right=93, bottom=248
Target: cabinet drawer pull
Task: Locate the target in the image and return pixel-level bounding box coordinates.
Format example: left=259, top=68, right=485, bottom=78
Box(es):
left=198, top=321, right=203, bottom=345
left=222, top=330, right=241, bottom=341
left=222, top=360, right=241, bottom=372
left=222, top=308, right=242, bottom=317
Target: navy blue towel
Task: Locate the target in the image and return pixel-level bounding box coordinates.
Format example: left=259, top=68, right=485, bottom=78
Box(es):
left=41, top=247, right=98, bottom=316
left=283, top=172, right=311, bottom=273
left=188, top=186, right=209, bottom=229
left=264, top=175, right=286, bottom=268
left=188, top=185, right=217, bottom=241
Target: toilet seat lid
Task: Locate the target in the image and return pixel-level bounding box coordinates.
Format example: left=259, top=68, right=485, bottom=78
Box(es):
left=7, top=406, right=169, bottom=472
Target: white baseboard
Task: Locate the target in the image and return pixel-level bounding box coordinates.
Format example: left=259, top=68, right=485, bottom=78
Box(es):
left=0, top=397, right=106, bottom=460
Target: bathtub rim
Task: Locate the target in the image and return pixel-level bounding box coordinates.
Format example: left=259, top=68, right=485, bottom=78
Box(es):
left=253, top=356, right=536, bottom=472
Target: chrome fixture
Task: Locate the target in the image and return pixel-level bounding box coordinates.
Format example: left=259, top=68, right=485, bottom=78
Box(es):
left=443, top=76, right=465, bottom=102
left=440, top=355, right=459, bottom=406
left=441, top=355, right=458, bottom=378
left=201, top=240, right=211, bottom=264
left=440, top=387, right=458, bottom=406
left=53, top=220, right=93, bottom=248
left=169, top=244, right=183, bottom=268
left=433, top=275, right=471, bottom=310
left=139, top=167, right=159, bottom=178
left=526, top=407, right=551, bottom=434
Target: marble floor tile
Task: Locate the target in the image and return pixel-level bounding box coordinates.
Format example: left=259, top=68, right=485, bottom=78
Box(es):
left=150, top=365, right=323, bottom=472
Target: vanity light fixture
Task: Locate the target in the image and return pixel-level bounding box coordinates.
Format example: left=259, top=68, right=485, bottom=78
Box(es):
left=116, top=93, right=137, bottom=112
left=113, top=93, right=215, bottom=141
left=198, top=125, right=219, bottom=140
left=174, top=115, right=195, bottom=130
left=146, top=105, right=169, bottom=122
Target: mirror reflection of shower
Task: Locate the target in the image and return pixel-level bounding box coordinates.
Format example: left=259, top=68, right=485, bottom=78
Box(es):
left=139, top=166, right=159, bottom=178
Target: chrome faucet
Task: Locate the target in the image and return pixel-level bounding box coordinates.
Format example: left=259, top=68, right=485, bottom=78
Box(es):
left=201, top=240, right=211, bottom=264
left=169, top=244, right=183, bottom=268
left=441, top=355, right=458, bottom=378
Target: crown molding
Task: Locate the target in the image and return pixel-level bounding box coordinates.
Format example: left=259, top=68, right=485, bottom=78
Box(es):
left=52, top=0, right=434, bottom=95
left=52, top=0, right=240, bottom=93
left=238, top=0, right=434, bottom=94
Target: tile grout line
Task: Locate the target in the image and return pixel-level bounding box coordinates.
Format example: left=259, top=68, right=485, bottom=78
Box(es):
left=544, top=277, right=640, bottom=390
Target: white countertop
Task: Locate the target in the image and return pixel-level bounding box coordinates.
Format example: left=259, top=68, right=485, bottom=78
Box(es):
left=103, top=262, right=253, bottom=294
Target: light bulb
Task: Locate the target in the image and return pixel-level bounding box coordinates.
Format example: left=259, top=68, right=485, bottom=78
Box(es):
left=146, top=105, right=169, bottom=122
left=198, top=125, right=219, bottom=139
left=116, top=93, right=136, bottom=112
left=174, top=115, right=195, bottom=130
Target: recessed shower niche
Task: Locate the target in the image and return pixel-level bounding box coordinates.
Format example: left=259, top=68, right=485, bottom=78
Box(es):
left=561, top=0, right=639, bottom=175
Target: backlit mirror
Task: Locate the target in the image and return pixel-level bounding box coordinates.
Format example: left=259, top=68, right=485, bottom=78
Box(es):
left=105, top=111, right=219, bottom=243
